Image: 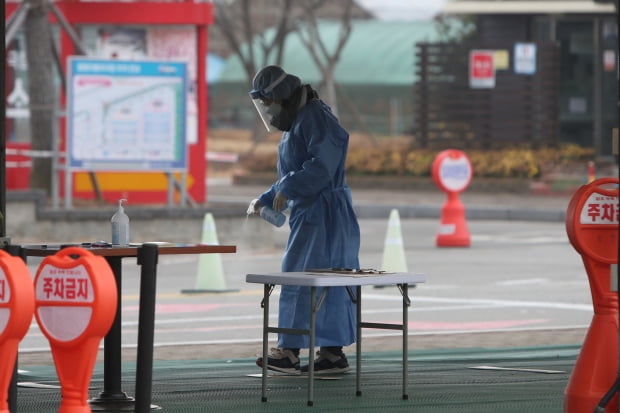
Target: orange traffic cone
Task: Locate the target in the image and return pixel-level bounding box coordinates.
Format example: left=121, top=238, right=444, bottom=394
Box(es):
left=436, top=191, right=471, bottom=247
left=432, top=149, right=472, bottom=247
left=587, top=161, right=595, bottom=183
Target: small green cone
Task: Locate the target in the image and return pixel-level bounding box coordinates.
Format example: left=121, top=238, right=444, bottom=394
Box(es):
left=380, top=209, right=408, bottom=273
left=181, top=213, right=234, bottom=293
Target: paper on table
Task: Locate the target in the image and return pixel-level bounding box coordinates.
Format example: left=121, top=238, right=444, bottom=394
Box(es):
left=306, top=268, right=396, bottom=277
left=140, top=241, right=176, bottom=246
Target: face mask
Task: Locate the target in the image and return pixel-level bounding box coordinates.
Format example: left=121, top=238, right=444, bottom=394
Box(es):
left=265, top=103, right=282, bottom=117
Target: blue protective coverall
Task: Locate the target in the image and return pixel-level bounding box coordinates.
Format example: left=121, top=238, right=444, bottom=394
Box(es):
left=258, top=99, right=361, bottom=349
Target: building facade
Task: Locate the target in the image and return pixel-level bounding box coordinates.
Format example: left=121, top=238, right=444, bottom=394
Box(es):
left=441, top=0, right=618, bottom=157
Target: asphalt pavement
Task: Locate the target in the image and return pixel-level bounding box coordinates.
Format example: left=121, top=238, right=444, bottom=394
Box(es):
left=17, top=178, right=597, bottom=365
left=207, top=177, right=573, bottom=222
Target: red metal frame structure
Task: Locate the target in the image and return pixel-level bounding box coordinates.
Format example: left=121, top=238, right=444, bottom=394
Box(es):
left=4, top=1, right=214, bottom=204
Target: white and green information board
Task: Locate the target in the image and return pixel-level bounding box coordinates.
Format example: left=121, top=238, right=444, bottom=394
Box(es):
left=67, top=57, right=187, bottom=171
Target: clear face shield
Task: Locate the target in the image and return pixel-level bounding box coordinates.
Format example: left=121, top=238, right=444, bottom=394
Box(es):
left=250, top=92, right=275, bottom=133
left=249, top=71, right=287, bottom=132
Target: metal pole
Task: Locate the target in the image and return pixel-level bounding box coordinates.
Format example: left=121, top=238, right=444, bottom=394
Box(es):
left=88, top=257, right=134, bottom=411
left=308, top=286, right=316, bottom=407
left=402, top=283, right=409, bottom=400
left=51, top=106, right=60, bottom=209
left=261, top=284, right=269, bottom=402
left=592, top=18, right=603, bottom=157
left=64, top=156, right=72, bottom=209
left=181, top=171, right=187, bottom=206
left=167, top=172, right=174, bottom=207
left=356, top=285, right=362, bottom=396
left=1, top=1, right=8, bottom=246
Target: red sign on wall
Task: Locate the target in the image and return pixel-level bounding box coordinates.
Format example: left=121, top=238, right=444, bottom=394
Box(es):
left=469, top=50, right=495, bottom=89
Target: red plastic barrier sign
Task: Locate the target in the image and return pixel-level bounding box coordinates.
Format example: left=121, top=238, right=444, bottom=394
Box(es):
left=34, top=247, right=117, bottom=413
left=564, top=178, right=619, bottom=413
left=0, top=250, right=35, bottom=413
left=432, top=149, right=472, bottom=247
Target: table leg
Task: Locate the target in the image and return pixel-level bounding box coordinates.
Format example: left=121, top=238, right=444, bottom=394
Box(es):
left=89, top=256, right=135, bottom=411
left=307, top=287, right=316, bottom=407
left=135, top=244, right=160, bottom=413
left=356, top=285, right=362, bottom=396
left=402, top=283, right=409, bottom=400
left=261, top=284, right=269, bottom=402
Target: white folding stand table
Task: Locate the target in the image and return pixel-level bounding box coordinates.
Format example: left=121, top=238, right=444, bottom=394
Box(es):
left=245, top=270, right=426, bottom=406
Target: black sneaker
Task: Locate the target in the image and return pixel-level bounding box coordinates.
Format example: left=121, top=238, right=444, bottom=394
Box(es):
left=256, top=348, right=300, bottom=374
left=301, top=350, right=350, bottom=375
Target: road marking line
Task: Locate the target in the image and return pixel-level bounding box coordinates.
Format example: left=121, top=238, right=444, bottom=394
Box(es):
left=496, top=278, right=548, bottom=286
left=364, top=294, right=593, bottom=311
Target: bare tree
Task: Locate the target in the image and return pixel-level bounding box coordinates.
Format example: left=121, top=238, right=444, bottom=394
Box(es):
left=214, top=0, right=297, bottom=80
left=294, top=0, right=354, bottom=117
left=24, top=0, right=55, bottom=194
left=213, top=0, right=299, bottom=148
left=212, top=0, right=356, bottom=146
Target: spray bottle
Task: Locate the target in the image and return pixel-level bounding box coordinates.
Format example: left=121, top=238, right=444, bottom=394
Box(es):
left=259, top=205, right=286, bottom=227
left=111, top=199, right=130, bottom=245
left=248, top=199, right=286, bottom=227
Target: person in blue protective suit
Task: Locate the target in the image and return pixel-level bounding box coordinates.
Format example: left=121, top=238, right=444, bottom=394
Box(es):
left=247, top=65, right=361, bottom=374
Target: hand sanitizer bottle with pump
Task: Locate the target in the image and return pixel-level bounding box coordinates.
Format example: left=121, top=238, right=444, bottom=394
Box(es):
left=111, top=199, right=130, bottom=245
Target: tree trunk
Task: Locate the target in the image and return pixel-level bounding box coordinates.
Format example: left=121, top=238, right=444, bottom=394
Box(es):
left=323, top=70, right=338, bottom=117
left=25, top=0, right=55, bottom=194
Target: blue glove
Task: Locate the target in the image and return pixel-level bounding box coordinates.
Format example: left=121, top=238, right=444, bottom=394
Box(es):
left=247, top=198, right=262, bottom=215
left=273, top=192, right=288, bottom=212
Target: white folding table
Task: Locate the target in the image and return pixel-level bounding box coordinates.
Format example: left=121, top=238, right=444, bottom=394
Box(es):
left=245, top=270, right=426, bottom=406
